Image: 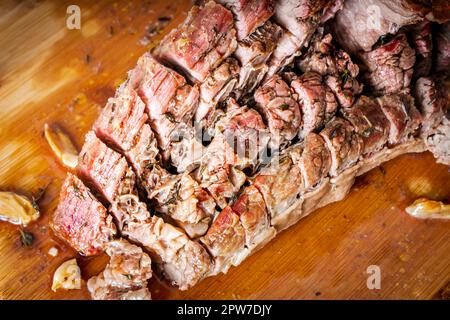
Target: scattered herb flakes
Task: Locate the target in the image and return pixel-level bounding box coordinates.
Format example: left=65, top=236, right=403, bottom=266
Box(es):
left=19, top=229, right=34, bottom=247
left=280, top=103, right=290, bottom=110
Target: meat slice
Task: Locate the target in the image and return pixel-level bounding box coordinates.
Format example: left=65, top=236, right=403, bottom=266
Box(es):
left=253, top=150, right=304, bottom=221
left=200, top=206, right=246, bottom=274
left=128, top=53, right=199, bottom=123
left=214, top=100, right=270, bottom=167
left=231, top=185, right=274, bottom=248
left=297, top=31, right=362, bottom=108
left=376, top=93, right=421, bottom=145
left=77, top=131, right=137, bottom=205
left=195, top=58, right=240, bottom=131
left=217, top=0, right=275, bottom=40
left=332, top=0, right=427, bottom=54
left=51, top=173, right=116, bottom=256
left=290, top=72, right=338, bottom=138
left=274, top=0, right=338, bottom=45
left=154, top=1, right=237, bottom=82
left=94, top=87, right=148, bottom=153
left=426, top=117, right=450, bottom=166
left=87, top=239, right=152, bottom=300
left=435, top=22, right=450, bottom=76
left=125, top=215, right=212, bottom=290
left=341, top=96, right=390, bottom=156
left=254, top=74, right=302, bottom=148
left=409, top=20, right=433, bottom=79
left=292, top=133, right=331, bottom=189
left=148, top=165, right=216, bottom=238
left=413, top=77, right=445, bottom=135
left=319, top=117, right=362, bottom=176
left=195, top=133, right=247, bottom=208
left=360, top=34, right=416, bottom=95
left=234, top=21, right=283, bottom=95
left=266, top=29, right=302, bottom=78
left=153, top=119, right=204, bottom=173
left=93, top=87, right=159, bottom=186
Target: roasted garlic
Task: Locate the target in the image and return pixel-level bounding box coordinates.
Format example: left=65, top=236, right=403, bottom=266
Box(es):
left=44, top=123, right=79, bottom=169
left=0, top=191, right=40, bottom=226
left=405, top=198, right=450, bottom=220
left=51, top=259, right=81, bottom=292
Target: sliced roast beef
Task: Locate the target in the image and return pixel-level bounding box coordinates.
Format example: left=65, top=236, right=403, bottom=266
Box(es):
left=319, top=117, right=362, bottom=176
left=413, top=77, right=445, bottom=135
left=360, top=34, right=416, bottom=95
left=341, top=96, right=390, bottom=156
left=254, top=74, right=302, bottom=148
left=148, top=166, right=216, bottom=238
left=409, top=20, right=433, bottom=79
left=332, top=0, right=427, bottom=54
left=292, top=132, right=331, bottom=189
left=128, top=53, right=199, bottom=123
left=298, top=31, right=362, bottom=108
left=112, top=200, right=212, bottom=290
left=195, top=132, right=247, bottom=208
left=214, top=100, right=270, bottom=167
left=51, top=174, right=116, bottom=256
left=234, top=21, right=283, bottom=96
left=155, top=1, right=237, bottom=82
left=93, top=87, right=159, bottom=187
left=274, top=0, right=337, bottom=46
left=253, top=150, right=304, bottom=222
left=94, top=87, right=148, bottom=153
left=266, top=29, right=303, bottom=78
left=200, top=206, right=246, bottom=274
left=376, top=93, right=422, bottom=145
left=290, top=72, right=338, bottom=138
left=195, top=58, right=240, bottom=131
left=217, top=0, right=275, bottom=40
left=87, top=239, right=152, bottom=300
left=425, top=117, right=450, bottom=166
left=77, top=131, right=137, bottom=205
left=231, top=185, right=274, bottom=248
left=434, top=22, right=450, bottom=75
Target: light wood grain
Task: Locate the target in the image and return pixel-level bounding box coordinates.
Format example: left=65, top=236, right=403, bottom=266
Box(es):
left=0, top=0, right=448, bottom=300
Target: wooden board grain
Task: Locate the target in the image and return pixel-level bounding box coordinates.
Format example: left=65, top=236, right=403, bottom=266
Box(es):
left=0, top=0, right=449, bottom=300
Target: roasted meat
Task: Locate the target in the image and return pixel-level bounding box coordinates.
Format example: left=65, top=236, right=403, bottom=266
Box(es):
left=297, top=31, right=362, bottom=108
left=232, top=184, right=275, bottom=248
left=341, top=96, right=390, bottom=156
left=413, top=77, right=445, bottom=135
left=195, top=58, right=240, bottom=131
left=360, top=34, right=416, bottom=95
left=293, top=132, right=331, bottom=189
left=254, top=74, right=302, bottom=148
left=332, top=0, right=427, bottom=53
left=291, top=72, right=338, bottom=137
left=148, top=166, right=216, bottom=238
left=128, top=53, right=199, bottom=123
left=77, top=131, right=137, bottom=205
left=435, top=22, right=450, bottom=75
left=200, top=206, right=246, bottom=274
left=87, top=239, right=152, bottom=300
left=274, top=0, right=340, bottom=46
left=234, top=21, right=283, bottom=95
left=266, top=29, right=302, bottom=78
left=51, top=173, right=116, bottom=256
left=155, top=1, right=237, bottom=82
left=217, top=0, right=275, bottom=40
left=376, top=93, right=422, bottom=145
left=425, top=117, right=450, bottom=166
left=253, top=150, right=304, bottom=222
left=319, top=117, right=362, bottom=176
left=409, top=20, right=433, bottom=79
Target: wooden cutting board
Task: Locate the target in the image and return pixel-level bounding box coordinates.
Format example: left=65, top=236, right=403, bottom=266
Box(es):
left=0, top=0, right=449, bottom=300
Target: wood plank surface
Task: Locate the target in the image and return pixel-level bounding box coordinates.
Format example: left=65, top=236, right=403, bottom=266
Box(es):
left=0, top=0, right=448, bottom=300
